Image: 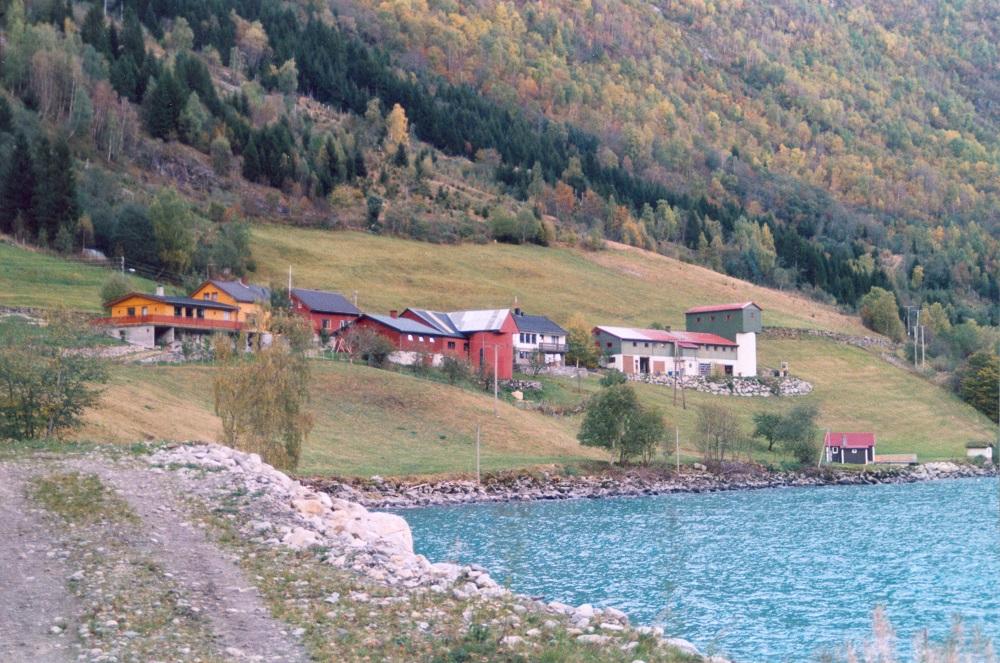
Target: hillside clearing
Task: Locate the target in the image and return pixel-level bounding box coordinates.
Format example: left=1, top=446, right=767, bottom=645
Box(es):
left=249, top=226, right=869, bottom=334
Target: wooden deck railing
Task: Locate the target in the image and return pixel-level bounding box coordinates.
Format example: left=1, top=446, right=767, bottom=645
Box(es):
left=93, top=315, right=243, bottom=332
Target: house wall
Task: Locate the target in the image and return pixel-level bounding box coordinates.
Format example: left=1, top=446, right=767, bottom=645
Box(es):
left=734, top=332, right=757, bottom=377
left=109, top=296, right=234, bottom=322
left=350, top=318, right=466, bottom=361
left=967, top=446, right=994, bottom=461
left=685, top=306, right=762, bottom=341
left=468, top=330, right=514, bottom=379
left=828, top=446, right=873, bottom=464
left=513, top=332, right=567, bottom=366
left=105, top=324, right=155, bottom=348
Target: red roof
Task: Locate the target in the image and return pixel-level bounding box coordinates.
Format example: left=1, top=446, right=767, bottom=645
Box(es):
left=669, top=331, right=737, bottom=347
left=685, top=301, right=761, bottom=314
left=824, top=432, right=876, bottom=448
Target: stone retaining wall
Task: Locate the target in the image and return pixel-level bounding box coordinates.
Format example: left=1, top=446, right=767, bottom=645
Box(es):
left=628, top=373, right=813, bottom=397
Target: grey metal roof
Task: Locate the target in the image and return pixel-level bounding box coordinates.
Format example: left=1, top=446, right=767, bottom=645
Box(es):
left=406, top=308, right=511, bottom=334
left=212, top=280, right=271, bottom=303
left=291, top=288, right=361, bottom=315
left=363, top=314, right=463, bottom=337
left=160, top=295, right=238, bottom=310
left=513, top=313, right=566, bottom=336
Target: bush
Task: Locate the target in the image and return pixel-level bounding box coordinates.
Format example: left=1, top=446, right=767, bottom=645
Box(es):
left=859, top=287, right=904, bottom=341
left=210, top=135, right=232, bottom=176
left=99, top=273, right=132, bottom=307
left=441, top=356, right=471, bottom=385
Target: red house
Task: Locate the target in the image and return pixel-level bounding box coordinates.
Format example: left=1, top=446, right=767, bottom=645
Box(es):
left=348, top=312, right=467, bottom=364
left=824, top=431, right=876, bottom=465
left=290, top=288, right=362, bottom=337
left=402, top=308, right=517, bottom=379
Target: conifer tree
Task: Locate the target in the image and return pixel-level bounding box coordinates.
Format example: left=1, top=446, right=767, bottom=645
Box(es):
left=242, top=136, right=262, bottom=182
left=32, top=135, right=79, bottom=243
left=0, top=132, right=35, bottom=235
left=143, top=70, right=187, bottom=139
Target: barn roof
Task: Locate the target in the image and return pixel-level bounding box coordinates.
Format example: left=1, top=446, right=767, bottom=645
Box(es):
left=406, top=308, right=512, bottom=334
left=824, top=432, right=876, bottom=448
left=685, top=301, right=761, bottom=314
left=593, top=326, right=736, bottom=347
left=291, top=288, right=361, bottom=315
left=361, top=314, right=463, bottom=337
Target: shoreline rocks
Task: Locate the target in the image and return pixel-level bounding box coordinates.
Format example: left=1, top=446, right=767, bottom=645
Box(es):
left=306, top=461, right=998, bottom=510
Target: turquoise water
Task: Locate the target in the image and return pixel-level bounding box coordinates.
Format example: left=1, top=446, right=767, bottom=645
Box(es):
left=400, top=478, right=1000, bottom=662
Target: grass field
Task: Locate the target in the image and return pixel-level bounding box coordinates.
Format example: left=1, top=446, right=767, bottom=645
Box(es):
left=0, top=241, right=155, bottom=311
left=74, top=333, right=995, bottom=476
left=76, top=360, right=602, bottom=477
left=250, top=226, right=868, bottom=334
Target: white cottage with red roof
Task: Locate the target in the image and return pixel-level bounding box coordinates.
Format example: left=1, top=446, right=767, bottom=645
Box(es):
left=825, top=431, right=876, bottom=465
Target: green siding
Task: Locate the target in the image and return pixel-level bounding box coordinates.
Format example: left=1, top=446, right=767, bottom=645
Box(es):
left=685, top=305, right=762, bottom=340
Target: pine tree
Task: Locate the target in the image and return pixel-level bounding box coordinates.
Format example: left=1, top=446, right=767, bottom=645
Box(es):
left=31, top=135, right=78, bottom=243
left=81, top=3, right=110, bottom=58
left=143, top=70, right=187, bottom=139
left=242, top=136, right=261, bottom=182
left=0, top=133, right=35, bottom=235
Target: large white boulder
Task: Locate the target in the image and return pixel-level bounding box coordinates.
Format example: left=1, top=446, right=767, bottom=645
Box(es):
left=365, top=511, right=414, bottom=554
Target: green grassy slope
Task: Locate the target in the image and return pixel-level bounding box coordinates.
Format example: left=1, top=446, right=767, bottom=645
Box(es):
left=250, top=226, right=868, bottom=334
left=0, top=241, right=156, bottom=312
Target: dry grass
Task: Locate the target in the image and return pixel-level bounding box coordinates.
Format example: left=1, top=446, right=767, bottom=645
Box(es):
left=75, top=361, right=601, bottom=477
left=250, top=227, right=868, bottom=334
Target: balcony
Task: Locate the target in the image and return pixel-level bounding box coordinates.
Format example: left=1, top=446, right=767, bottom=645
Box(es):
left=93, top=315, right=244, bottom=332
left=536, top=342, right=568, bottom=353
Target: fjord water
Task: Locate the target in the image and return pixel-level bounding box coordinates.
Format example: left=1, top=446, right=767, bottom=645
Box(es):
left=401, top=478, right=999, bottom=661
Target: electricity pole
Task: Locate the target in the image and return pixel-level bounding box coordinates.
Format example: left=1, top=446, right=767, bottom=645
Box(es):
left=493, top=344, right=499, bottom=417
left=675, top=426, right=680, bottom=472
left=287, top=265, right=292, bottom=295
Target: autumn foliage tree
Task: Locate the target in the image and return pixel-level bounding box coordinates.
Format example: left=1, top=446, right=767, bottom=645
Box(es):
left=213, top=315, right=314, bottom=471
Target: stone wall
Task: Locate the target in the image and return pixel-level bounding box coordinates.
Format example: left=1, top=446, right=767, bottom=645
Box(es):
left=628, top=373, right=813, bottom=397
left=763, top=326, right=898, bottom=351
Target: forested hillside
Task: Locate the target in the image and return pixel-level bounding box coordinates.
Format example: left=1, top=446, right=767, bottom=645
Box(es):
left=0, top=0, right=995, bottom=416
left=335, top=0, right=999, bottom=321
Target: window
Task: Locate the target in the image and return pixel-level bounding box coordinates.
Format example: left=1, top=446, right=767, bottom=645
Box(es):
left=127, top=307, right=135, bottom=316
left=463, top=342, right=469, bottom=351
left=725, top=314, right=731, bottom=320
left=119, top=330, right=126, bottom=340
left=196, top=308, right=205, bottom=319
left=429, top=337, right=435, bottom=343
left=607, top=342, right=612, bottom=348
left=339, top=320, right=348, bottom=329
left=418, top=336, right=424, bottom=343
left=696, top=316, right=701, bottom=322
left=710, top=315, right=715, bottom=321
left=141, top=306, right=148, bottom=316
left=174, top=306, right=182, bottom=316
left=224, top=311, right=231, bottom=321
left=447, top=341, right=456, bottom=350
left=203, top=294, right=211, bottom=300
left=644, top=342, right=649, bottom=348
left=407, top=334, right=414, bottom=341
left=322, top=319, right=330, bottom=330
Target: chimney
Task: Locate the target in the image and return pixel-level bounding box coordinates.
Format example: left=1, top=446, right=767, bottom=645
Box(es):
left=390, top=310, right=398, bottom=318
left=665, top=325, right=671, bottom=332
left=514, top=307, right=523, bottom=316
left=155, top=285, right=164, bottom=297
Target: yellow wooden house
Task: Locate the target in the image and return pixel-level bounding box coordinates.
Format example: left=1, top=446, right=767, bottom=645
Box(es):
left=189, top=280, right=271, bottom=331
left=99, top=286, right=242, bottom=347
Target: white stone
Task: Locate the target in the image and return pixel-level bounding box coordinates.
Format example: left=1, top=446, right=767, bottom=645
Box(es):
left=575, top=603, right=595, bottom=619
left=500, top=635, right=524, bottom=646
left=600, top=623, right=625, bottom=632
left=577, top=634, right=611, bottom=645
left=663, top=638, right=701, bottom=656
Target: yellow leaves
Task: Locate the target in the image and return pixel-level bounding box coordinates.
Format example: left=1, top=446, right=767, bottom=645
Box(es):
left=385, top=103, right=409, bottom=148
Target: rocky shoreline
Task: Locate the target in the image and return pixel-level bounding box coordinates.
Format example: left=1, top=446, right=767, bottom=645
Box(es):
left=306, top=461, right=998, bottom=510
left=149, top=443, right=722, bottom=661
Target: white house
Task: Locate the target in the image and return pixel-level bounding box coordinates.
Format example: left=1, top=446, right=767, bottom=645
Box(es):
left=512, top=309, right=568, bottom=367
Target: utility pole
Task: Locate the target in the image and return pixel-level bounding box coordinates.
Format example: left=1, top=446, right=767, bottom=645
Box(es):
left=120, top=256, right=125, bottom=274
left=475, top=424, right=481, bottom=484
left=287, top=265, right=292, bottom=295
left=493, top=345, right=499, bottom=417
left=575, top=359, right=581, bottom=394
left=913, top=309, right=920, bottom=369
left=675, top=426, right=680, bottom=473
left=920, top=324, right=926, bottom=367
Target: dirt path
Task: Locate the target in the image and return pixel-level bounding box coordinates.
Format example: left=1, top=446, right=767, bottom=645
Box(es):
left=67, top=459, right=307, bottom=662
left=0, top=461, right=78, bottom=663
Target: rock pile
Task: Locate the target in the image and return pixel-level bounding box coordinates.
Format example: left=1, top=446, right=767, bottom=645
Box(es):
left=148, top=444, right=731, bottom=660
left=628, top=373, right=813, bottom=397
left=147, top=444, right=505, bottom=597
